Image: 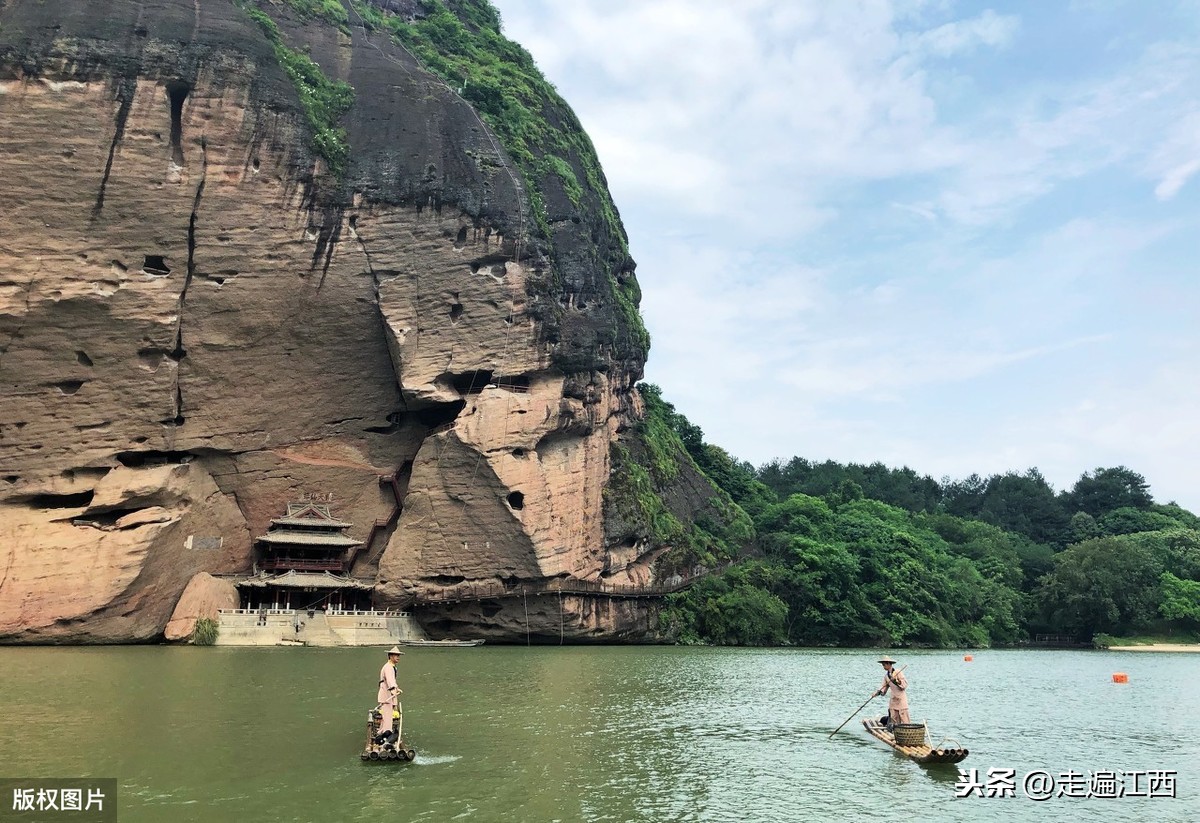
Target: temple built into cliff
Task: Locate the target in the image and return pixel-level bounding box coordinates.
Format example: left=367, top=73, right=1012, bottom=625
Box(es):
left=216, top=502, right=420, bottom=646
left=0, top=0, right=746, bottom=646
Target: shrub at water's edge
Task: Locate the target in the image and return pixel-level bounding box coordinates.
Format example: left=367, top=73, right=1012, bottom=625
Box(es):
left=191, top=617, right=219, bottom=646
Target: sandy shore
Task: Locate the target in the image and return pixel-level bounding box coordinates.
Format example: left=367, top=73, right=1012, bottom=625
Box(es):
left=1106, top=644, right=1200, bottom=652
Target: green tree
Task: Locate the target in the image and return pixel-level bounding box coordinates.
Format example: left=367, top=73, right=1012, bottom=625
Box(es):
left=1068, top=511, right=1099, bottom=544
left=1159, top=572, right=1200, bottom=624
left=698, top=584, right=789, bottom=646
left=1097, top=507, right=1179, bottom=536
left=1037, top=536, right=1163, bottom=637
left=974, top=469, right=1069, bottom=546
left=756, top=494, right=835, bottom=540
left=1067, top=467, right=1153, bottom=518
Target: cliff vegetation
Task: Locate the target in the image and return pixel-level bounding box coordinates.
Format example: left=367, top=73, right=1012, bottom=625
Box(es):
left=659, top=407, right=1200, bottom=648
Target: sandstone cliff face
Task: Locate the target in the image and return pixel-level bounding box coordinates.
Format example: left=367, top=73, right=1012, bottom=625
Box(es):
left=0, top=0, right=739, bottom=643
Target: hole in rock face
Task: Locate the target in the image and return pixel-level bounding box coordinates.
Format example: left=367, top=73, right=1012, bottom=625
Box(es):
left=449, top=303, right=464, bottom=322
left=512, top=448, right=526, bottom=457
left=165, top=80, right=190, bottom=166
left=496, top=374, right=529, bottom=391
left=26, top=490, right=95, bottom=509
left=76, top=351, right=93, bottom=367
left=56, top=380, right=85, bottom=395
left=448, top=370, right=493, bottom=395
left=454, top=226, right=468, bottom=248
left=412, top=401, right=465, bottom=428
left=251, top=157, right=261, bottom=171
left=506, top=491, right=525, bottom=510
left=142, top=255, right=171, bottom=276
left=115, top=450, right=193, bottom=468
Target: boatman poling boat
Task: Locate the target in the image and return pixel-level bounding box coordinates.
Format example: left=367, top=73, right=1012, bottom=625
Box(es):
left=361, top=645, right=416, bottom=762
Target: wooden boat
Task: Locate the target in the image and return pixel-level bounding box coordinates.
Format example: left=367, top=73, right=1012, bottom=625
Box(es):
left=400, top=638, right=485, bottom=647
left=361, top=708, right=415, bottom=763
left=862, top=719, right=968, bottom=764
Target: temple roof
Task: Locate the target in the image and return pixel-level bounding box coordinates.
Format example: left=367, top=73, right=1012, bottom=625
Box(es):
left=269, top=516, right=354, bottom=529
left=235, top=570, right=375, bottom=590
left=256, top=532, right=363, bottom=548
left=267, top=502, right=354, bottom=530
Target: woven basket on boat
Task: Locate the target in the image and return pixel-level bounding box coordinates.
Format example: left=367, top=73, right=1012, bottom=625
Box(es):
left=893, top=723, right=926, bottom=746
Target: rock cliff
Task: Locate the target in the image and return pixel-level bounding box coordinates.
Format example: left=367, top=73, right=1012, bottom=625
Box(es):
left=0, top=0, right=745, bottom=643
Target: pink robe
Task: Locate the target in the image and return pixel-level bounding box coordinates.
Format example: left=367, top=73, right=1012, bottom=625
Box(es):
left=377, top=660, right=399, bottom=736
left=880, top=668, right=910, bottom=724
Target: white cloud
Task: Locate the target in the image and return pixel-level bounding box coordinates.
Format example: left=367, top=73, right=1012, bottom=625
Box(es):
left=909, top=9, right=1019, bottom=57
left=495, top=0, right=1200, bottom=510
left=1149, top=112, right=1200, bottom=199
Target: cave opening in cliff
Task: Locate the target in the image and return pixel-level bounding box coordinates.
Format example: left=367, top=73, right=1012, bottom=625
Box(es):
left=165, top=80, right=190, bottom=165
left=496, top=373, right=530, bottom=392
left=73, top=505, right=153, bottom=529
left=23, top=490, right=95, bottom=509
left=506, top=491, right=525, bottom=510
left=115, top=450, right=194, bottom=468
left=449, top=302, right=464, bottom=322
left=413, top=400, right=465, bottom=428
left=449, top=370, right=493, bottom=395
left=142, top=255, right=171, bottom=276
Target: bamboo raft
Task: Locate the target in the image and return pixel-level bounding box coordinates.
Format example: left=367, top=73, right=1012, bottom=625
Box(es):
left=361, top=709, right=416, bottom=762
left=862, top=719, right=968, bottom=764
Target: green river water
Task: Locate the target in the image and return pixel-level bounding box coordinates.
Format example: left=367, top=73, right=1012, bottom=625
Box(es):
left=0, top=646, right=1196, bottom=823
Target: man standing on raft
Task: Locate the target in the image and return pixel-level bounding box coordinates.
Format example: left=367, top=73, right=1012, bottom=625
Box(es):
left=877, top=657, right=909, bottom=728
left=375, top=645, right=404, bottom=744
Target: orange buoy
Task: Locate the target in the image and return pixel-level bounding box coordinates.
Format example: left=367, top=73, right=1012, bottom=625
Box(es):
left=1112, top=672, right=1129, bottom=683
left=963, top=655, right=973, bottom=662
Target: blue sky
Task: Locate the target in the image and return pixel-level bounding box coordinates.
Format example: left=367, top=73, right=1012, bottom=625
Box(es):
left=492, top=0, right=1200, bottom=510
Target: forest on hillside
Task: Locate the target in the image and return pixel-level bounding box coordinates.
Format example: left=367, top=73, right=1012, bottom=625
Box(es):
left=639, top=385, right=1200, bottom=648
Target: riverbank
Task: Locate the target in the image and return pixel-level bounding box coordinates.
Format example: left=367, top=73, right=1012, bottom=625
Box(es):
left=1106, top=643, right=1200, bottom=652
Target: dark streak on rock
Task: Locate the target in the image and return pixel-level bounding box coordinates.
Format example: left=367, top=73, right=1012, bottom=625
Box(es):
left=172, top=137, right=207, bottom=428
left=91, top=76, right=137, bottom=219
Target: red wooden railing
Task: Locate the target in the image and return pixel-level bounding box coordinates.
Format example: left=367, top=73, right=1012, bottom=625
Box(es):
left=260, top=557, right=345, bottom=572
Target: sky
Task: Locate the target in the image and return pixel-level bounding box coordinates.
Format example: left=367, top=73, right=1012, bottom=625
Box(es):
left=491, top=0, right=1200, bottom=511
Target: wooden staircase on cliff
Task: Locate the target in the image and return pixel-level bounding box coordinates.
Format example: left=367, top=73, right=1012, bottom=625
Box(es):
left=349, top=463, right=410, bottom=576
